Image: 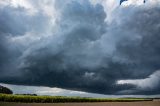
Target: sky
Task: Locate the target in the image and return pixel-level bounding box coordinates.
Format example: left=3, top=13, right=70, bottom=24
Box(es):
left=0, top=0, right=160, bottom=96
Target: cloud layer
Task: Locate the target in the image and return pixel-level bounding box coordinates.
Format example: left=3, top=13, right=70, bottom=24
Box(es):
left=0, top=0, right=160, bottom=95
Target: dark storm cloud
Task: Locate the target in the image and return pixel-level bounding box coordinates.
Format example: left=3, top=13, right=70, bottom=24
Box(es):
left=116, top=7, right=160, bottom=77
left=0, top=0, right=160, bottom=95
left=0, top=2, right=50, bottom=77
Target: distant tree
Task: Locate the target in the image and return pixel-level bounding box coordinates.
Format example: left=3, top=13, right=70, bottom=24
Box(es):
left=0, top=85, right=13, bottom=94
left=16, top=94, right=37, bottom=96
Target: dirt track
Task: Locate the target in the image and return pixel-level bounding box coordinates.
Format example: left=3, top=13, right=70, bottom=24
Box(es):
left=0, top=101, right=160, bottom=106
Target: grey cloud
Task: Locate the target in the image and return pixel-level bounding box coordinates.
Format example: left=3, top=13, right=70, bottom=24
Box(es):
left=0, top=0, right=160, bottom=95
left=0, top=2, right=51, bottom=77
left=0, top=4, right=50, bottom=36
left=115, top=7, right=160, bottom=78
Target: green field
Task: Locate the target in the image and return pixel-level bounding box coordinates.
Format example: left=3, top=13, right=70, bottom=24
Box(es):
left=0, top=94, right=152, bottom=103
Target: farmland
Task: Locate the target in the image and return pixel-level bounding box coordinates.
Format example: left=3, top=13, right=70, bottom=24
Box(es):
left=0, top=94, right=152, bottom=103
left=0, top=101, right=160, bottom=106
left=1, top=94, right=159, bottom=106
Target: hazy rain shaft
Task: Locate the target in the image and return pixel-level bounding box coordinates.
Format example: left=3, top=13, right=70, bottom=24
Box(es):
left=0, top=0, right=160, bottom=95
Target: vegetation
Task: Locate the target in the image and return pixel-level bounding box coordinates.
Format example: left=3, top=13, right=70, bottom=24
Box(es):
left=0, top=85, right=13, bottom=94
left=0, top=94, right=152, bottom=103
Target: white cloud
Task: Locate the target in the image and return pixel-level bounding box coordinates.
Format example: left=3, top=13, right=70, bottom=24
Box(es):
left=0, top=83, right=86, bottom=96
left=1, top=83, right=160, bottom=98
left=121, top=0, right=144, bottom=6
left=0, top=83, right=110, bottom=97
left=10, top=0, right=32, bottom=8
left=117, top=70, right=160, bottom=90
left=84, top=72, right=95, bottom=78
left=120, top=0, right=160, bottom=7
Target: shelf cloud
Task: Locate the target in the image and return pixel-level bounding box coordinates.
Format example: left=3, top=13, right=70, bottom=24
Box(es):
left=0, top=0, right=160, bottom=95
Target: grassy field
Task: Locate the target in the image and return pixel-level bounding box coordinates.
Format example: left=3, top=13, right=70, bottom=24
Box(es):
left=0, top=94, right=152, bottom=103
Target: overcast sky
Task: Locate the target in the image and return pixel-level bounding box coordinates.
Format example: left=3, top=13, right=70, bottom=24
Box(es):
left=0, top=0, right=160, bottom=96
left=1, top=83, right=160, bottom=98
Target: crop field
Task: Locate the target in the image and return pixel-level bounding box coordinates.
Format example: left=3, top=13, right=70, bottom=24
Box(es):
left=0, top=94, right=152, bottom=103
left=1, top=94, right=159, bottom=106
left=0, top=101, right=160, bottom=106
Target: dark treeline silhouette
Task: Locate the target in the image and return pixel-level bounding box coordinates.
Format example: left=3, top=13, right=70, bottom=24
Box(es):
left=0, top=85, right=13, bottom=94
left=15, top=94, right=37, bottom=96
